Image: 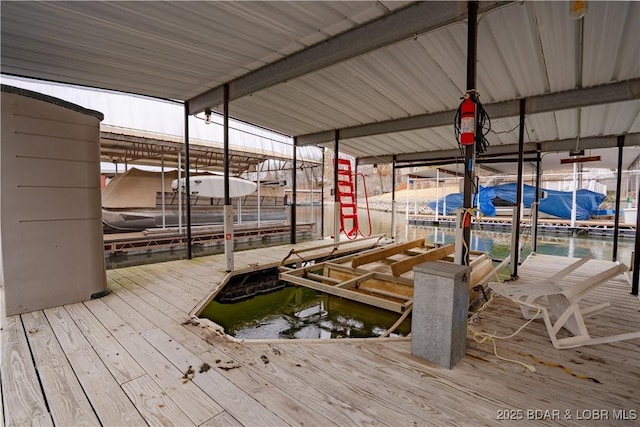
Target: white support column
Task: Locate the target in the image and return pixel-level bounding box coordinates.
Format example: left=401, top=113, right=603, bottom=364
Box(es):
left=414, top=178, right=418, bottom=215
left=391, top=200, right=397, bottom=240
left=257, top=164, right=261, bottom=228
left=334, top=202, right=341, bottom=243
left=443, top=191, right=447, bottom=217
left=635, top=171, right=639, bottom=209
left=435, top=169, right=440, bottom=221
left=161, top=152, right=166, bottom=229
left=405, top=177, right=410, bottom=221
left=311, top=190, right=315, bottom=223
left=224, top=204, right=234, bottom=271
left=571, top=162, right=577, bottom=228
left=178, top=152, right=183, bottom=233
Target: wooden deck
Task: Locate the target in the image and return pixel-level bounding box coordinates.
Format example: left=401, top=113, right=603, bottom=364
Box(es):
left=2, top=241, right=639, bottom=426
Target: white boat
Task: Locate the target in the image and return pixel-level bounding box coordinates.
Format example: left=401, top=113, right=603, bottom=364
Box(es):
left=172, top=175, right=257, bottom=198
left=102, top=168, right=287, bottom=231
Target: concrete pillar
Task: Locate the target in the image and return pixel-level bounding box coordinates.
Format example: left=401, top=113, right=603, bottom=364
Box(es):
left=412, top=261, right=470, bottom=369
left=224, top=204, right=234, bottom=272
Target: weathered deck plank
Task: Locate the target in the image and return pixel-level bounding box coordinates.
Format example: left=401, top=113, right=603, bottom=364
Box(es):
left=64, top=302, right=146, bottom=385
left=85, top=298, right=224, bottom=425
left=199, top=410, right=243, bottom=427
left=121, top=374, right=196, bottom=427
left=277, top=340, right=496, bottom=424
left=2, top=242, right=638, bottom=427
left=192, top=336, right=383, bottom=426
left=21, top=311, right=100, bottom=426
left=142, top=328, right=290, bottom=427
left=2, top=315, right=53, bottom=426
left=44, top=307, right=147, bottom=426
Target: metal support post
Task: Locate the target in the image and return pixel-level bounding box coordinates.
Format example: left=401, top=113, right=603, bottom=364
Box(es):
left=571, top=163, right=578, bottom=229
left=633, top=196, right=640, bottom=295
left=223, top=84, right=233, bottom=271
left=184, top=102, right=192, bottom=259
left=512, top=98, right=525, bottom=278
left=178, top=152, right=182, bottom=233
left=613, top=135, right=624, bottom=262
left=460, top=0, right=478, bottom=266
left=435, top=168, right=440, bottom=221
left=321, top=147, right=325, bottom=238
left=391, top=156, right=397, bottom=240
left=291, top=137, right=297, bottom=244
left=532, top=144, right=542, bottom=252
left=334, top=131, right=340, bottom=243
left=161, top=151, right=166, bottom=229
left=257, top=163, right=261, bottom=228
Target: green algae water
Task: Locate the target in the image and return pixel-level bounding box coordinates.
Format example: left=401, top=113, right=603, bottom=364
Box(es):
left=137, top=206, right=633, bottom=339
left=199, top=208, right=634, bottom=340
left=201, top=284, right=411, bottom=339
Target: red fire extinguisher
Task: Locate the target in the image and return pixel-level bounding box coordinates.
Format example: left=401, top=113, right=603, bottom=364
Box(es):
left=459, top=92, right=476, bottom=146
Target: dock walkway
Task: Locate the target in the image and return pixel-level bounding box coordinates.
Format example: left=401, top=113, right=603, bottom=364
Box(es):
left=2, top=240, right=639, bottom=426
left=409, top=214, right=637, bottom=237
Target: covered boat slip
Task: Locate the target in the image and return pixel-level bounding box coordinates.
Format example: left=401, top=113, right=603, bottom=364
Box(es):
left=279, top=238, right=496, bottom=314
left=3, top=240, right=638, bottom=426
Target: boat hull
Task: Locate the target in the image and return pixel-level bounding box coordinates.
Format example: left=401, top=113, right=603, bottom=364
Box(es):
left=103, top=206, right=287, bottom=231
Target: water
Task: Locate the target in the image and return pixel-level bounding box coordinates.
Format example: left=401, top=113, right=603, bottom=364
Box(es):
left=202, top=286, right=411, bottom=339
left=107, top=204, right=632, bottom=269
left=201, top=206, right=634, bottom=339
left=300, top=205, right=635, bottom=265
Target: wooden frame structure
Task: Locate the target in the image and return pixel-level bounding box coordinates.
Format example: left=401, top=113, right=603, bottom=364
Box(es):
left=279, top=238, right=495, bottom=313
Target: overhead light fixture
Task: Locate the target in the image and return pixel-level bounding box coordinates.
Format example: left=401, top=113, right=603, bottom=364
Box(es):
left=204, top=108, right=211, bottom=125
left=570, top=0, right=588, bottom=19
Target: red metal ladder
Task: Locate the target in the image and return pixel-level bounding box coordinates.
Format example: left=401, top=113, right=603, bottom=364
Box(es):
left=336, top=158, right=372, bottom=239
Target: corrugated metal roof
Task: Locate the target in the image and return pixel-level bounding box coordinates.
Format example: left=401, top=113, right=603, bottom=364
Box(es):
left=1, top=1, right=638, bottom=167
left=1, top=1, right=407, bottom=99
left=219, top=1, right=640, bottom=162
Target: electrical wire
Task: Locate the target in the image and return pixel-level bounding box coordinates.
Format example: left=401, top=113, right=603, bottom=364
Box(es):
left=490, top=122, right=521, bottom=135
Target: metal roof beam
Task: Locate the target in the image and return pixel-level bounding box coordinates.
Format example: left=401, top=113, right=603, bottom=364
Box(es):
left=298, top=79, right=640, bottom=146
left=188, top=1, right=508, bottom=115
left=358, top=132, right=640, bottom=165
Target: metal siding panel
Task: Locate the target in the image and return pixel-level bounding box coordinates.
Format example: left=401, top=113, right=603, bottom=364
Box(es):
left=524, top=112, right=559, bottom=143
left=581, top=101, right=640, bottom=136
left=629, top=109, right=640, bottom=134
left=582, top=2, right=635, bottom=86
left=228, top=94, right=332, bottom=136
left=554, top=110, right=579, bottom=140
left=303, top=67, right=407, bottom=121
left=531, top=1, right=577, bottom=92
left=337, top=137, right=388, bottom=159
left=611, top=2, right=640, bottom=82
left=363, top=42, right=460, bottom=113
left=425, top=127, right=459, bottom=151
left=2, top=1, right=638, bottom=163
left=415, top=23, right=468, bottom=102
left=477, top=4, right=547, bottom=101
left=1, top=1, right=394, bottom=101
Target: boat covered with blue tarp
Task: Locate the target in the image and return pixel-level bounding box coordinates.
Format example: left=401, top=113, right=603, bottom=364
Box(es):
left=427, top=183, right=606, bottom=220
